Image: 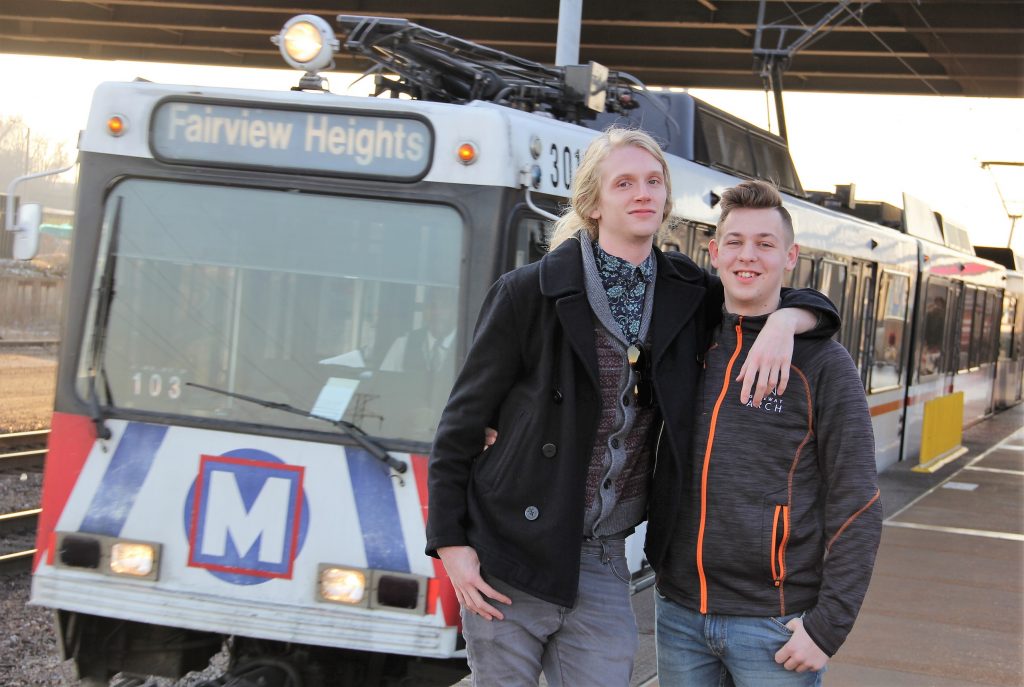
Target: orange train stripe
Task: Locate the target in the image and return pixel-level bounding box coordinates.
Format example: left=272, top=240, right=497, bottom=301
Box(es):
left=869, top=399, right=904, bottom=417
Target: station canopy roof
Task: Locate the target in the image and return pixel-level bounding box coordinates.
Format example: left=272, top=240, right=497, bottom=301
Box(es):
left=1, top=0, right=1021, bottom=98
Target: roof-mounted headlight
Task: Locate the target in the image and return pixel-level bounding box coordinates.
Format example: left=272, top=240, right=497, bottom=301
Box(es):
left=273, top=14, right=339, bottom=75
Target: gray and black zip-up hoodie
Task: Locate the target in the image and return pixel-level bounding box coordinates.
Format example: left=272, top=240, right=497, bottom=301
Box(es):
left=657, top=311, right=882, bottom=657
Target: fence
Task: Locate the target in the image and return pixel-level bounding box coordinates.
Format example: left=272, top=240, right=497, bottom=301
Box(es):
left=0, top=273, right=65, bottom=341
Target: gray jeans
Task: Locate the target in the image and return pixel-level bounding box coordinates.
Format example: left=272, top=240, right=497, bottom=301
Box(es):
left=461, top=538, right=639, bottom=687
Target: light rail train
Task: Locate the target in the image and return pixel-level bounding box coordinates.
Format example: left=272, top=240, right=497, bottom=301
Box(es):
left=6, top=13, right=1021, bottom=687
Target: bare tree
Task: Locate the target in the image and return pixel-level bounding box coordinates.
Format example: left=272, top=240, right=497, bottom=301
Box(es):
left=0, top=115, right=73, bottom=186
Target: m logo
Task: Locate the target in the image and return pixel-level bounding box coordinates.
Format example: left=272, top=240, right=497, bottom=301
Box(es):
left=186, top=451, right=307, bottom=582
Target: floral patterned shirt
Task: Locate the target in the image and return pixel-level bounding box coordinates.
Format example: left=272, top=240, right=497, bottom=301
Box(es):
left=592, top=242, right=655, bottom=341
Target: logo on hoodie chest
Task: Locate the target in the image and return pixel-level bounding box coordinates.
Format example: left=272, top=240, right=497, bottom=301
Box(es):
left=744, top=388, right=784, bottom=414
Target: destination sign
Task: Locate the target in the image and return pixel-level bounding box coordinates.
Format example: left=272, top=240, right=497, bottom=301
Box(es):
left=151, top=100, right=433, bottom=180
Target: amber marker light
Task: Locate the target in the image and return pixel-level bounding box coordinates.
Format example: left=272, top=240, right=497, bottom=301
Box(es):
left=107, top=115, right=127, bottom=137
left=457, top=142, right=477, bottom=165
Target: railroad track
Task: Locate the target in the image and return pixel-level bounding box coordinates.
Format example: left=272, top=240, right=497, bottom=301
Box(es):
left=0, top=431, right=48, bottom=572
left=0, top=430, right=49, bottom=472
left=0, top=339, right=59, bottom=349
left=0, top=509, right=40, bottom=574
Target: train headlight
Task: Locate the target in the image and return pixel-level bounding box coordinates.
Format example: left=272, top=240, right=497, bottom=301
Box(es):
left=110, top=542, right=156, bottom=577
left=274, top=15, right=338, bottom=73
left=319, top=566, right=368, bottom=605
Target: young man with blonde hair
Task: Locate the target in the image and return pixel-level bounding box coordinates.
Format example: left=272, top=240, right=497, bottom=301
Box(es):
left=653, top=179, right=882, bottom=686
left=426, top=131, right=838, bottom=686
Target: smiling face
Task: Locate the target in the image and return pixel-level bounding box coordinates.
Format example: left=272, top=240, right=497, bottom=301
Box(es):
left=710, top=206, right=799, bottom=316
left=588, top=144, right=668, bottom=259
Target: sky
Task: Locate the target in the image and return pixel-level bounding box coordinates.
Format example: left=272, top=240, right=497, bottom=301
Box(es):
left=2, top=53, right=1022, bottom=250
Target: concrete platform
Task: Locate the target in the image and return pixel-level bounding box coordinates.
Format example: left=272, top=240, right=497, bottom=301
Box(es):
left=632, top=403, right=1024, bottom=687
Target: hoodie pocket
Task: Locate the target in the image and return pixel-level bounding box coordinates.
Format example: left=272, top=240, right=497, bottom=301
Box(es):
left=761, top=490, right=790, bottom=588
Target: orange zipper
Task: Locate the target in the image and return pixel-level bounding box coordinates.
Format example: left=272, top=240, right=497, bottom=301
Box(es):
left=696, top=321, right=743, bottom=614
left=771, top=504, right=790, bottom=587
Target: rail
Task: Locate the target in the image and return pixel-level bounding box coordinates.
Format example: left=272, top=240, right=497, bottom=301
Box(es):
left=0, top=510, right=40, bottom=574
left=0, top=430, right=49, bottom=472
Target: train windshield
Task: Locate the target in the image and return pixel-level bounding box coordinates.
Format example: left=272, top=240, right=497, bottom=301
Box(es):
left=76, top=178, right=463, bottom=445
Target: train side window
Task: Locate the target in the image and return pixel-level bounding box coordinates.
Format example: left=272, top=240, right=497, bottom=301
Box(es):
left=870, top=272, right=910, bottom=391
left=958, top=286, right=977, bottom=371
left=785, top=254, right=815, bottom=288
left=918, top=280, right=950, bottom=378
left=1000, top=295, right=1018, bottom=360
left=693, top=227, right=716, bottom=274
left=513, top=215, right=552, bottom=268
left=968, top=289, right=988, bottom=368
left=818, top=260, right=847, bottom=318
left=660, top=219, right=693, bottom=256
left=699, top=113, right=755, bottom=177
left=978, top=289, right=1000, bottom=365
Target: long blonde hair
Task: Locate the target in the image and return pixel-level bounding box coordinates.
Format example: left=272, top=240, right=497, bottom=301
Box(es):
left=548, top=126, right=674, bottom=250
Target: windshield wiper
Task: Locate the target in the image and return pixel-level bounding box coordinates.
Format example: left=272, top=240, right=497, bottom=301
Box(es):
left=185, top=382, right=408, bottom=474
left=86, top=196, right=123, bottom=440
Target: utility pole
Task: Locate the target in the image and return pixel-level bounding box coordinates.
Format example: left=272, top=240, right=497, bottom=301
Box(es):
left=555, top=0, right=582, bottom=66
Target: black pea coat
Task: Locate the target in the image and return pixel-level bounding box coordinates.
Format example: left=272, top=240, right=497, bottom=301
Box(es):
left=425, top=238, right=717, bottom=607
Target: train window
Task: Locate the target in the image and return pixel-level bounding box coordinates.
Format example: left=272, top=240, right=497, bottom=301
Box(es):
left=750, top=137, right=802, bottom=195
left=844, top=272, right=860, bottom=358
left=699, top=113, right=755, bottom=177
left=693, top=228, right=716, bottom=274
left=818, top=260, right=847, bottom=316
left=919, top=280, right=950, bottom=378
left=1000, top=296, right=1018, bottom=360
left=76, top=179, right=464, bottom=444
left=785, top=254, right=815, bottom=288
left=659, top=219, right=693, bottom=256
left=513, top=215, right=551, bottom=268
left=968, top=289, right=986, bottom=368
left=977, top=289, right=1000, bottom=366
left=958, top=287, right=977, bottom=371
left=870, top=272, right=910, bottom=391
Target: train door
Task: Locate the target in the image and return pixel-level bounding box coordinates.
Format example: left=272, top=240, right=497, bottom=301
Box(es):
left=994, top=288, right=1023, bottom=408
left=868, top=270, right=912, bottom=470
left=901, top=276, right=957, bottom=464
left=954, top=284, right=1000, bottom=423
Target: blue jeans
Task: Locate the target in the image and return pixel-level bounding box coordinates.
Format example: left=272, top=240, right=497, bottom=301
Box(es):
left=461, top=538, right=638, bottom=686
left=655, top=590, right=825, bottom=687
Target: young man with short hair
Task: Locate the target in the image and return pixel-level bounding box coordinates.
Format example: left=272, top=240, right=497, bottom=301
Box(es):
left=653, top=179, right=882, bottom=686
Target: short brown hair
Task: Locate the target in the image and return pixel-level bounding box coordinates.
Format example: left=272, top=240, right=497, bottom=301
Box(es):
left=717, top=180, right=794, bottom=244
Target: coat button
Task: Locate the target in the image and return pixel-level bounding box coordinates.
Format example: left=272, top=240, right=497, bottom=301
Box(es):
left=524, top=506, right=539, bottom=521
left=611, top=438, right=620, bottom=449
left=541, top=443, right=557, bottom=458
left=603, top=478, right=612, bottom=490
left=622, top=394, right=630, bottom=407
left=552, top=388, right=563, bottom=404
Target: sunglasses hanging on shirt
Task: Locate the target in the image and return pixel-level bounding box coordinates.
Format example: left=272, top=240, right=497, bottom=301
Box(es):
left=627, top=342, right=654, bottom=407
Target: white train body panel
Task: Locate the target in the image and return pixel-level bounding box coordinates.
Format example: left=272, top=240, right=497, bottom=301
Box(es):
left=33, top=418, right=460, bottom=658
